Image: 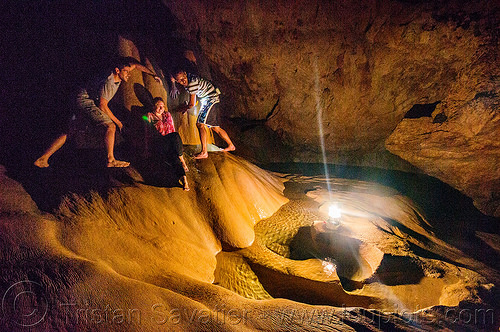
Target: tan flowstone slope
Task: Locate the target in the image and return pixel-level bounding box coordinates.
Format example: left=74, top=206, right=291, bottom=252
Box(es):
left=0, top=158, right=497, bottom=331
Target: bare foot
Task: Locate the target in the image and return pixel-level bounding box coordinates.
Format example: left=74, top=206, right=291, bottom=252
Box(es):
left=34, top=158, right=49, bottom=168
left=223, top=144, right=236, bottom=152
left=194, top=152, right=208, bottom=159
left=107, top=160, right=130, bottom=168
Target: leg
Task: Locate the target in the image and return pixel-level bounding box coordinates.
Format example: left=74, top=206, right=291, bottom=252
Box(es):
left=195, top=123, right=209, bottom=159
left=172, top=134, right=189, bottom=171
left=195, top=98, right=218, bottom=159
left=181, top=175, right=190, bottom=191
left=104, top=122, right=129, bottom=167
left=160, top=135, right=189, bottom=189
left=211, top=126, right=236, bottom=152
left=179, top=155, right=189, bottom=172
left=164, top=132, right=188, bottom=172
left=34, top=134, right=68, bottom=168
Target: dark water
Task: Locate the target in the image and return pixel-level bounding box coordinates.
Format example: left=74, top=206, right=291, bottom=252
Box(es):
left=261, top=162, right=496, bottom=228
left=260, top=162, right=500, bottom=273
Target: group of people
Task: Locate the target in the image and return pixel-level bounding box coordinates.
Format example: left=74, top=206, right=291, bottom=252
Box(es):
left=34, top=57, right=235, bottom=190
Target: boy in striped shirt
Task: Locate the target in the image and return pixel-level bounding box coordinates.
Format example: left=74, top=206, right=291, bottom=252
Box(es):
left=173, top=69, right=235, bottom=159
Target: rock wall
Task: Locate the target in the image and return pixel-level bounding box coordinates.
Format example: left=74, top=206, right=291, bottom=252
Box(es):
left=386, top=10, right=500, bottom=217
left=1, top=0, right=497, bottom=216
left=386, top=89, right=500, bottom=217
left=162, top=0, right=499, bottom=215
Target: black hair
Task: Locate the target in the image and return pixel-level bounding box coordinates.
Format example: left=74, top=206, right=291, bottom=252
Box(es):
left=153, top=96, right=164, bottom=105
left=114, top=56, right=139, bottom=70
left=171, top=66, right=187, bottom=76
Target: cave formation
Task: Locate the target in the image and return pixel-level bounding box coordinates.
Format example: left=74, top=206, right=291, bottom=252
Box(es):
left=1, top=0, right=499, bottom=331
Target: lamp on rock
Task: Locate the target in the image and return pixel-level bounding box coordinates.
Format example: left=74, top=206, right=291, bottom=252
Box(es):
left=327, top=203, right=342, bottom=228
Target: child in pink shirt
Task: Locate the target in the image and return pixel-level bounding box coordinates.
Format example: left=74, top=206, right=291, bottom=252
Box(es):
left=146, top=97, right=189, bottom=190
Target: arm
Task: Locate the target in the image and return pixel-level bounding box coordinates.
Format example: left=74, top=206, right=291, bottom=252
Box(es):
left=176, top=94, right=196, bottom=114
left=188, top=93, right=196, bottom=109
left=165, top=111, right=176, bottom=133
left=179, top=93, right=196, bottom=114
left=99, top=97, right=123, bottom=130
left=131, top=63, right=161, bottom=83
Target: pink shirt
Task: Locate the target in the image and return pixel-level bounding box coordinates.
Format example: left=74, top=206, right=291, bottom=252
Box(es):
left=147, top=112, right=175, bottom=136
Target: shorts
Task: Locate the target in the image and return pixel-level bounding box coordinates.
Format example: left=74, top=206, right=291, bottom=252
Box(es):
left=76, top=88, right=113, bottom=125
left=197, top=95, right=220, bottom=127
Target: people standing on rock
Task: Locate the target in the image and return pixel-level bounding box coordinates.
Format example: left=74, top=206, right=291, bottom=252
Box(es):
left=145, top=97, right=189, bottom=191
left=172, top=69, right=235, bottom=159
left=34, top=58, right=161, bottom=168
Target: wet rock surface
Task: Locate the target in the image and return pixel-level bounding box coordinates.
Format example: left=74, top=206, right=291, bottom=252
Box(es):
left=1, top=158, right=499, bottom=331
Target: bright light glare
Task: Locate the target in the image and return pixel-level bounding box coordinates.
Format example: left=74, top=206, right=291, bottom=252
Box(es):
left=322, top=258, right=337, bottom=276
left=313, top=57, right=332, bottom=197
left=328, top=203, right=341, bottom=219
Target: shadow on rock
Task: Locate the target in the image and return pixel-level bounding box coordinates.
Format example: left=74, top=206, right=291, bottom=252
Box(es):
left=6, top=145, right=183, bottom=212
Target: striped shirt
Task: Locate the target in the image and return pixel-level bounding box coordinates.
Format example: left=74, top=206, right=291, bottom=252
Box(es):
left=186, top=74, right=220, bottom=100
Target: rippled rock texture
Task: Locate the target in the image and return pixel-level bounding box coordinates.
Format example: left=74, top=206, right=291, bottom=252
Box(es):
left=2, top=160, right=498, bottom=331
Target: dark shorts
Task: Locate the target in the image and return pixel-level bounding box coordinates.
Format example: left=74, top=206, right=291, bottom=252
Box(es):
left=197, top=96, right=220, bottom=127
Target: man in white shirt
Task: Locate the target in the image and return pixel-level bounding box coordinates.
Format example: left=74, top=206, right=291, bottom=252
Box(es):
left=34, top=58, right=160, bottom=168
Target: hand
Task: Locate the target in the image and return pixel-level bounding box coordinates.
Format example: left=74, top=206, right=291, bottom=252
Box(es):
left=177, top=104, right=189, bottom=114
left=170, top=83, right=180, bottom=99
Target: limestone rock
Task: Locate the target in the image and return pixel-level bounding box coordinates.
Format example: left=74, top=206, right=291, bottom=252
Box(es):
left=164, top=0, right=498, bottom=163
left=1, top=160, right=497, bottom=330
left=386, top=95, right=500, bottom=217
left=162, top=0, right=499, bottom=213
